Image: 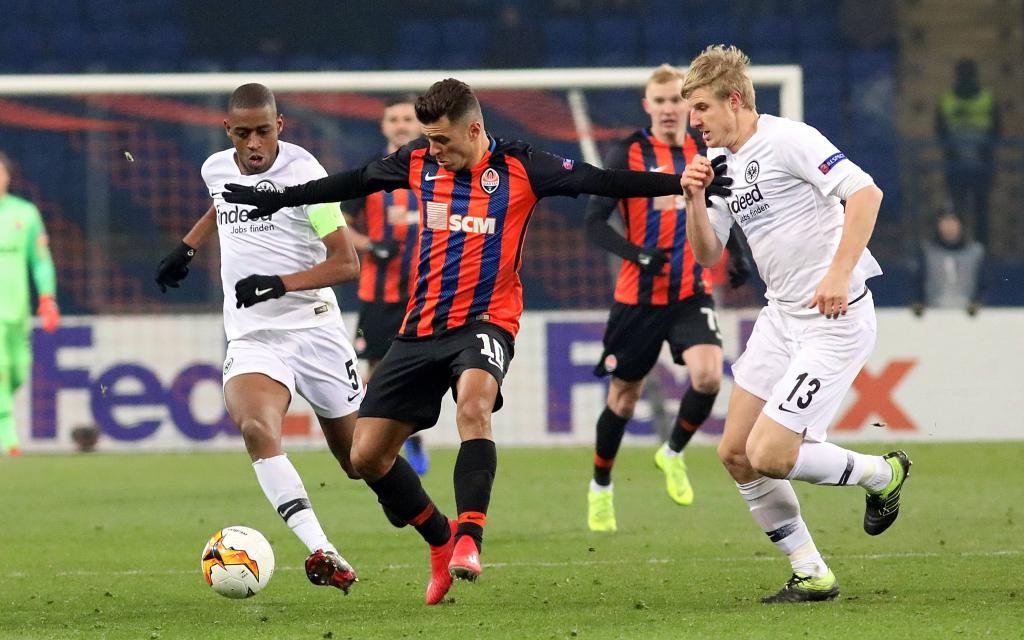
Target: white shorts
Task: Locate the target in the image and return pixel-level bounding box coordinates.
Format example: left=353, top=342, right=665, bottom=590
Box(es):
left=731, top=291, right=876, bottom=442
left=222, top=320, right=365, bottom=419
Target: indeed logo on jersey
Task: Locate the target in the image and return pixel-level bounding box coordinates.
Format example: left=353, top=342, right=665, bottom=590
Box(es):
left=217, top=203, right=276, bottom=235
left=729, top=183, right=771, bottom=223
left=425, top=200, right=496, bottom=235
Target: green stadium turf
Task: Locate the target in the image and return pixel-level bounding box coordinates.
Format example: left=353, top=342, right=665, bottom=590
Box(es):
left=1, top=442, right=1021, bottom=639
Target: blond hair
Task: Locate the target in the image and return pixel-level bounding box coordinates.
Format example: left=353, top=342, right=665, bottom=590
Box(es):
left=681, top=45, right=756, bottom=110
left=647, top=63, right=684, bottom=88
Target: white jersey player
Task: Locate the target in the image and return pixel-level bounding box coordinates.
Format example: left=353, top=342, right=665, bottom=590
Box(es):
left=680, top=46, right=912, bottom=604
left=154, top=83, right=362, bottom=595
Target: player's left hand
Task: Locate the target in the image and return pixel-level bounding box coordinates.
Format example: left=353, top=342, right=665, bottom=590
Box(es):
left=808, top=269, right=850, bottom=319
left=37, top=295, right=60, bottom=333
left=222, top=184, right=283, bottom=220
left=235, top=274, right=286, bottom=308
left=705, top=155, right=733, bottom=206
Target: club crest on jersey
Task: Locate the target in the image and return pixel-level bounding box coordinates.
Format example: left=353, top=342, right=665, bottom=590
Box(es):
left=818, top=152, right=846, bottom=175
left=254, top=179, right=282, bottom=193
left=561, top=157, right=574, bottom=170
left=223, top=357, right=234, bottom=376
left=480, top=167, right=500, bottom=194
left=745, top=160, right=760, bottom=183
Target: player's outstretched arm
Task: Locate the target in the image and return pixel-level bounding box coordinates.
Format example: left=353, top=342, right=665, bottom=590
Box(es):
left=808, top=184, right=883, bottom=318
left=682, top=155, right=725, bottom=266
left=155, top=204, right=216, bottom=293
left=584, top=195, right=668, bottom=274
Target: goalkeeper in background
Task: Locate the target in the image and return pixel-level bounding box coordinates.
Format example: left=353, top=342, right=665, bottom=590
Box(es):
left=0, top=151, right=60, bottom=457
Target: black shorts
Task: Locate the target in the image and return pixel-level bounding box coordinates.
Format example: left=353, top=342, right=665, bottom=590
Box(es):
left=595, top=293, right=722, bottom=382
left=355, top=301, right=407, bottom=361
left=359, top=322, right=515, bottom=430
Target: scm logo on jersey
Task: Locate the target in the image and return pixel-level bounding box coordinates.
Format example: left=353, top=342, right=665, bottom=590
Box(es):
left=449, top=214, right=496, bottom=235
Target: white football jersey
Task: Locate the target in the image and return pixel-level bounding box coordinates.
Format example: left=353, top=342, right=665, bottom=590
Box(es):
left=706, top=114, right=882, bottom=315
left=202, top=141, right=342, bottom=340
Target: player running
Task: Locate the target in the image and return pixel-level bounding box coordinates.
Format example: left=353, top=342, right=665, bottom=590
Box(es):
left=155, top=83, right=361, bottom=594
left=222, top=78, right=733, bottom=605
left=680, top=45, right=912, bottom=603
left=345, top=94, right=429, bottom=476
left=584, top=64, right=750, bottom=531
left=0, top=151, right=60, bottom=457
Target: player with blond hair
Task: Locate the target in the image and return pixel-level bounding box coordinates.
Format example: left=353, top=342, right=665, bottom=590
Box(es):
left=679, top=45, right=912, bottom=603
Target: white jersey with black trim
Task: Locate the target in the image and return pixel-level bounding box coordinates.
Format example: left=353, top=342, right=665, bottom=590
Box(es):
left=202, top=141, right=342, bottom=340
left=706, top=114, right=882, bottom=316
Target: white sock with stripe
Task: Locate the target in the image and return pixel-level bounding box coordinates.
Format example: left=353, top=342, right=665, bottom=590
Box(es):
left=253, top=454, right=336, bottom=554
left=737, top=476, right=828, bottom=578
left=788, top=441, right=892, bottom=491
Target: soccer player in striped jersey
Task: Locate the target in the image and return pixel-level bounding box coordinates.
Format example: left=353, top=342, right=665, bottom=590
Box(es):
left=222, top=78, right=732, bottom=605
left=681, top=45, right=911, bottom=604
left=584, top=64, right=751, bottom=531
left=155, top=83, right=362, bottom=595
left=345, top=94, right=429, bottom=476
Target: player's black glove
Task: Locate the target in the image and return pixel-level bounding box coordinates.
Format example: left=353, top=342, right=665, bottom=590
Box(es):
left=222, top=183, right=300, bottom=220
left=632, top=246, right=670, bottom=274
left=155, top=241, right=196, bottom=293
left=368, top=239, right=400, bottom=263
left=726, top=249, right=751, bottom=288
left=705, top=154, right=733, bottom=206
left=234, top=274, right=286, bottom=308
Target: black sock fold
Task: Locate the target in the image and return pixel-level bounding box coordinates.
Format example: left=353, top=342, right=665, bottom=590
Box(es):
left=366, top=456, right=449, bottom=546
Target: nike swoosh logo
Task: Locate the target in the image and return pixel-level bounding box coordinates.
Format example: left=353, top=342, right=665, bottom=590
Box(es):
left=347, top=393, right=359, bottom=402
left=649, top=165, right=669, bottom=173
left=424, top=173, right=449, bottom=181
left=777, top=403, right=797, bottom=414
left=255, top=287, right=273, bottom=296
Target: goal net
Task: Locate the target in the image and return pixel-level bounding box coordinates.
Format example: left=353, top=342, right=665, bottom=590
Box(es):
left=0, top=67, right=800, bottom=451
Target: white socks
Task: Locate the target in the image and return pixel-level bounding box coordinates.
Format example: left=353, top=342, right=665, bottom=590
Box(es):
left=253, top=454, right=335, bottom=555
left=737, top=477, right=829, bottom=578
left=788, top=441, right=892, bottom=491
left=590, top=479, right=613, bottom=493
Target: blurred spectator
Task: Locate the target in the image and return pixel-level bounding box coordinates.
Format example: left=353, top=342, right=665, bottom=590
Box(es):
left=935, top=58, right=1000, bottom=245
left=910, top=209, right=985, bottom=317
left=486, top=5, right=543, bottom=68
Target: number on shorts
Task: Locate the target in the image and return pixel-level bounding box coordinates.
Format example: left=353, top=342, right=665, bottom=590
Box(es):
left=699, top=307, right=723, bottom=341
left=476, top=333, right=505, bottom=371
left=785, top=371, right=821, bottom=409
left=344, top=359, right=360, bottom=391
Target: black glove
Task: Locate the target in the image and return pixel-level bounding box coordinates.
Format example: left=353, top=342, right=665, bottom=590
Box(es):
left=633, top=246, right=670, bottom=274
left=726, top=250, right=751, bottom=288
left=222, top=183, right=294, bottom=220
left=155, top=242, right=196, bottom=293
left=368, top=239, right=400, bottom=263
left=705, top=154, right=733, bottom=206
left=234, top=274, right=286, bottom=308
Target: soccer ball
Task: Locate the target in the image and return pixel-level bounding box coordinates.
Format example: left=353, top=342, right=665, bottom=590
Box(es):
left=201, top=526, right=275, bottom=599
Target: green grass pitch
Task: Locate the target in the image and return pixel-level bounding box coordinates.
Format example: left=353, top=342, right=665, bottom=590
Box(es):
left=1, top=442, right=1021, bottom=639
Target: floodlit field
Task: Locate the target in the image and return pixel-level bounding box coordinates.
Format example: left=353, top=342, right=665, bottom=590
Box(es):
left=1, top=442, right=1021, bottom=639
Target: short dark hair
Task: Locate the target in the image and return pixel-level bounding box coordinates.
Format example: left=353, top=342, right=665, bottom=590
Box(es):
left=384, top=92, right=419, bottom=109
left=228, top=83, right=277, bottom=113
left=415, top=78, right=481, bottom=124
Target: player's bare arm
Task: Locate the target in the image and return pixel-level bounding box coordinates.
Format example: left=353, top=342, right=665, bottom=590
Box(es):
left=280, top=225, right=361, bottom=291
left=682, top=156, right=725, bottom=266
left=808, top=184, right=883, bottom=318
left=183, top=204, right=218, bottom=248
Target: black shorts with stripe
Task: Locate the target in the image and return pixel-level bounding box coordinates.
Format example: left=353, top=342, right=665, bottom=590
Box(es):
left=359, top=321, right=515, bottom=430
left=594, top=293, right=722, bottom=382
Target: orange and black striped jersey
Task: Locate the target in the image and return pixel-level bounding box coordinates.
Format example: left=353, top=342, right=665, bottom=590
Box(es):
left=591, top=127, right=711, bottom=305
left=351, top=187, right=419, bottom=304
left=286, top=135, right=686, bottom=339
